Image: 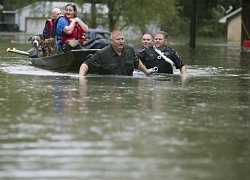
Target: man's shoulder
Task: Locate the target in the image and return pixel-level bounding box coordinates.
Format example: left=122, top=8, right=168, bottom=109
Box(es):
left=46, top=19, right=53, bottom=22
left=97, top=45, right=111, bottom=54
left=123, top=44, right=135, bottom=52
left=164, top=45, right=174, bottom=50
left=138, top=46, right=154, bottom=53
left=164, top=45, right=176, bottom=53
left=147, top=45, right=155, bottom=50
left=135, top=48, right=142, bottom=54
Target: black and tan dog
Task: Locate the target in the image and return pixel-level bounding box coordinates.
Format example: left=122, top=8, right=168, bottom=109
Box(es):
left=28, top=36, right=46, bottom=57
left=43, top=37, right=58, bottom=56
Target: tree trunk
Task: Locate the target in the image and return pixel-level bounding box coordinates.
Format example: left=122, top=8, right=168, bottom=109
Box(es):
left=91, top=3, right=97, bottom=29
left=190, top=0, right=196, bottom=48
left=241, top=0, right=250, bottom=45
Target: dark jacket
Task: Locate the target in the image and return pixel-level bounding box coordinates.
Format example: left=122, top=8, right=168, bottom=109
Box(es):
left=84, top=44, right=139, bottom=76
left=136, top=45, right=185, bottom=74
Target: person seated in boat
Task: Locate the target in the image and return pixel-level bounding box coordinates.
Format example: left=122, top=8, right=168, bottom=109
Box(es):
left=134, top=33, right=154, bottom=54
left=136, top=31, right=187, bottom=74
left=79, top=30, right=154, bottom=76
left=56, top=3, right=89, bottom=52
left=43, top=8, right=63, bottom=39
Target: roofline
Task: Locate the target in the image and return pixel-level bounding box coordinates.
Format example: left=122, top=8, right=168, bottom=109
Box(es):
left=219, top=7, right=242, bottom=23
left=2, top=10, right=17, bottom=14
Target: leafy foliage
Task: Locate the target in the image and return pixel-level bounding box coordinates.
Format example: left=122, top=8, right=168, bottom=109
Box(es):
left=0, top=0, right=247, bottom=39
left=176, top=0, right=240, bottom=37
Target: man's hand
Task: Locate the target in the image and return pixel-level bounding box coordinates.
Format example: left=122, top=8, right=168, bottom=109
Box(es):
left=145, top=68, right=155, bottom=75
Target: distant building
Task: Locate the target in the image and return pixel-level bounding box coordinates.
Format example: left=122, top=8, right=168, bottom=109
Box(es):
left=2, top=1, right=107, bottom=34
left=219, top=7, right=242, bottom=43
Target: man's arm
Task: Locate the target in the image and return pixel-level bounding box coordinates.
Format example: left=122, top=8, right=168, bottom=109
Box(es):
left=79, top=63, right=89, bottom=76
left=179, top=66, right=187, bottom=74
left=138, top=60, right=154, bottom=75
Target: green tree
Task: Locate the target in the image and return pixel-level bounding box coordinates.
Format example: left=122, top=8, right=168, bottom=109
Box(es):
left=86, top=0, right=179, bottom=36
left=3, top=0, right=247, bottom=40
left=122, top=0, right=177, bottom=34
left=176, top=0, right=240, bottom=37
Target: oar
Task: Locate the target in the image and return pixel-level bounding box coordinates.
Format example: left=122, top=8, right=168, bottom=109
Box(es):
left=7, top=48, right=29, bottom=56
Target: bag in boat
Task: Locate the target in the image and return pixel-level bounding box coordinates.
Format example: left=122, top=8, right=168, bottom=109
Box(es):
left=82, top=37, right=110, bottom=49
left=63, top=38, right=110, bottom=52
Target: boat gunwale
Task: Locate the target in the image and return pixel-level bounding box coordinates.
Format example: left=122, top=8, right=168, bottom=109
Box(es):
left=29, top=49, right=100, bottom=71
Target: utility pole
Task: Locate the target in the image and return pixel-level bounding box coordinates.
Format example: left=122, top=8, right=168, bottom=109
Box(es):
left=241, top=0, right=250, bottom=45
left=190, top=0, right=196, bottom=48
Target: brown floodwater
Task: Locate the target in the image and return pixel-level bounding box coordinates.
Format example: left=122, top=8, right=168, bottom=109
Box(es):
left=0, top=34, right=250, bottom=180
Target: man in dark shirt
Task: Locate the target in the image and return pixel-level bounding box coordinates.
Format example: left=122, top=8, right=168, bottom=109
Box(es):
left=43, top=8, right=62, bottom=38
left=136, top=31, right=187, bottom=74
left=79, top=30, right=154, bottom=76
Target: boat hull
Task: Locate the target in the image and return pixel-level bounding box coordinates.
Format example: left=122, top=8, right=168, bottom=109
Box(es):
left=29, top=49, right=99, bottom=71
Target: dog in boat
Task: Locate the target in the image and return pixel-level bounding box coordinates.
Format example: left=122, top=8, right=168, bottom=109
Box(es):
left=28, top=36, right=46, bottom=57
left=42, top=37, right=58, bottom=56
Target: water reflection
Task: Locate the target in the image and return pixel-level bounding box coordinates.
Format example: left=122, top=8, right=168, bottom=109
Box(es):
left=0, top=32, right=32, bottom=44
left=54, top=78, right=64, bottom=113
left=240, top=52, right=250, bottom=68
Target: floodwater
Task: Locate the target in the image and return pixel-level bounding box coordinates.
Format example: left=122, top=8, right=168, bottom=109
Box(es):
left=0, top=34, right=250, bottom=180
